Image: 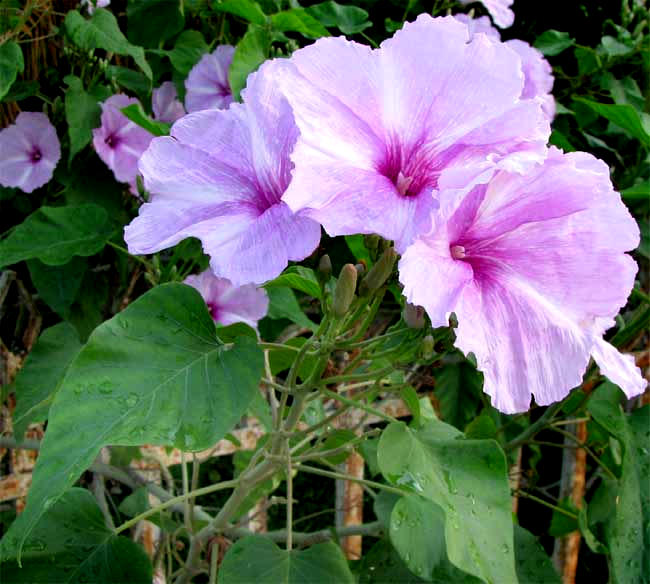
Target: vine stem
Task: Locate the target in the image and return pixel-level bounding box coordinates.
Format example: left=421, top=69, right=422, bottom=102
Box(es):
left=295, top=464, right=406, bottom=497
left=286, top=449, right=293, bottom=551
left=514, top=490, right=579, bottom=519
left=320, top=387, right=398, bottom=424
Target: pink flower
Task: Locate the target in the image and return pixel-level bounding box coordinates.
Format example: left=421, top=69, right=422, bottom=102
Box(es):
left=460, top=0, right=514, bottom=28
left=278, top=15, right=550, bottom=252
left=125, top=60, right=321, bottom=286
left=0, top=112, right=60, bottom=193
left=399, top=148, right=646, bottom=413
left=152, top=82, right=185, bottom=124
left=184, top=46, right=235, bottom=113
left=92, top=94, right=154, bottom=185
left=185, top=271, right=269, bottom=328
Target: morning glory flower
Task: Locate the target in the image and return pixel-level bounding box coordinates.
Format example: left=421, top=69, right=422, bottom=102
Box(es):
left=453, top=13, right=500, bottom=38
left=0, top=112, right=61, bottom=193
left=80, top=0, right=110, bottom=14
left=184, top=46, right=235, bottom=113
left=152, top=82, right=185, bottom=124
left=278, top=14, right=550, bottom=252
left=460, top=0, right=514, bottom=28
left=185, top=271, right=269, bottom=328
left=92, top=94, right=154, bottom=187
left=125, top=60, right=321, bottom=286
left=399, top=148, right=646, bottom=413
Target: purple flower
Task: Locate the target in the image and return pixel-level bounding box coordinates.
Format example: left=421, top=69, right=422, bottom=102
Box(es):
left=125, top=60, right=321, bottom=286
left=80, top=0, right=110, bottom=14
left=399, top=148, right=646, bottom=413
left=453, top=13, right=500, bottom=38
left=185, top=271, right=268, bottom=328
left=92, top=94, right=154, bottom=185
left=184, top=46, right=235, bottom=113
left=460, top=0, right=514, bottom=28
left=0, top=112, right=61, bottom=193
left=152, top=82, right=185, bottom=124
left=278, top=15, right=550, bottom=252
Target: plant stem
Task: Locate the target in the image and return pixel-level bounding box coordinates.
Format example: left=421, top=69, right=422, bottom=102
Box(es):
left=286, top=449, right=293, bottom=551
left=296, top=464, right=406, bottom=497
left=515, top=490, right=578, bottom=519
left=107, top=241, right=151, bottom=267
left=320, top=387, right=398, bottom=424
left=505, top=400, right=565, bottom=450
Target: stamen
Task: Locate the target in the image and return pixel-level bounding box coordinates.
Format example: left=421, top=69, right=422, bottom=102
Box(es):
left=396, top=171, right=414, bottom=196
left=450, top=245, right=466, bottom=260
left=30, top=148, right=42, bottom=163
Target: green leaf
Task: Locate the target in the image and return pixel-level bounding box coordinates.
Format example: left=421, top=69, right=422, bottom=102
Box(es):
left=121, top=103, right=169, bottom=136
left=106, top=66, right=151, bottom=99
left=218, top=536, right=355, bottom=583
left=0, top=204, right=113, bottom=268
left=434, top=362, right=482, bottom=430
left=548, top=498, right=579, bottom=536
left=266, top=287, right=317, bottom=331
left=118, top=486, right=150, bottom=517
left=513, top=525, right=561, bottom=584
left=213, top=0, right=267, bottom=26
left=166, top=30, right=208, bottom=76
left=534, top=30, right=575, bottom=56
left=271, top=8, right=330, bottom=39
left=317, top=429, right=357, bottom=464
left=599, top=36, right=633, bottom=57
left=356, top=539, right=427, bottom=583
left=265, top=266, right=322, bottom=299
left=2, top=283, right=263, bottom=559
left=229, top=24, right=270, bottom=101
left=377, top=421, right=517, bottom=584
left=64, top=75, right=101, bottom=162
left=400, top=386, right=421, bottom=426
left=305, top=1, right=371, bottom=35
left=12, top=323, right=83, bottom=438
left=574, top=98, right=650, bottom=148
left=64, top=9, right=152, bottom=79
left=345, top=234, right=372, bottom=266
left=1, top=80, right=37, bottom=103
left=127, top=0, right=184, bottom=48
left=0, top=488, right=152, bottom=581
left=628, top=406, right=650, bottom=579
left=0, top=41, right=24, bottom=101
left=27, top=257, right=87, bottom=317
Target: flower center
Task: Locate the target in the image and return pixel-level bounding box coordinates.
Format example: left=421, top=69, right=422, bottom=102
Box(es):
left=30, top=148, right=42, bottom=163
left=450, top=245, right=466, bottom=260
left=207, top=301, right=220, bottom=322
left=104, top=134, right=119, bottom=148
left=395, top=171, right=414, bottom=196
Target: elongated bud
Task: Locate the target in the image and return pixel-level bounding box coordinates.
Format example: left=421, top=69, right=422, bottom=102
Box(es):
left=332, top=264, right=357, bottom=317
left=403, top=303, right=425, bottom=329
left=364, top=234, right=380, bottom=255
left=360, top=248, right=397, bottom=295
left=421, top=334, right=435, bottom=359
left=318, top=254, right=332, bottom=284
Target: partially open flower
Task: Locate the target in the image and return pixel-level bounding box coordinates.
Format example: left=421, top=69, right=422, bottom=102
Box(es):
left=399, top=148, right=646, bottom=412
left=184, top=46, right=235, bottom=113
left=185, top=271, right=268, bottom=328
left=0, top=112, right=61, bottom=193
left=152, top=82, right=185, bottom=124
left=459, top=0, right=514, bottom=28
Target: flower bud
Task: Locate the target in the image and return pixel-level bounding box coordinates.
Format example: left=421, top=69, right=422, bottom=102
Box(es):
left=318, top=254, right=332, bottom=284
left=360, top=248, right=397, bottom=295
left=421, top=334, right=435, bottom=359
left=332, top=264, right=358, bottom=317
left=403, top=303, right=425, bottom=329
left=354, top=262, right=366, bottom=277
left=364, top=234, right=380, bottom=255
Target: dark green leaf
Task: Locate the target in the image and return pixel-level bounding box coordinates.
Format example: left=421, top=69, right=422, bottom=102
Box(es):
left=27, top=257, right=87, bottom=317
left=213, top=0, right=267, bottom=26
left=0, top=41, right=24, bottom=101
left=0, top=204, right=113, bottom=268
left=599, top=36, right=633, bottom=57
left=534, top=30, right=575, bottom=56
left=64, top=75, right=101, bottom=162
left=345, top=234, right=372, bottom=267
left=127, top=0, right=184, bottom=48
left=106, top=66, right=151, bottom=98
left=218, top=536, right=354, bottom=583
left=318, top=429, right=356, bottom=464
left=305, top=1, right=371, bottom=35
left=548, top=498, right=579, bottom=536
left=434, top=362, right=482, bottom=430
left=229, top=24, right=270, bottom=101
left=166, top=30, right=209, bottom=76
left=401, top=386, right=420, bottom=426
left=118, top=486, right=150, bottom=517
left=574, top=98, right=650, bottom=148
left=356, top=539, right=427, bottom=583
left=121, top=103, right=169, bottom=136
left=64, top=9, right=152, bottom=79
left=265, top=266, right=322, bottom=299
left=2, top=284, right=263, bottom=558
left=266, top=287, right=317, bottom=331
left=1, top=80, right=38, bottom=103
left=12, top=323, right=83, bottom=438
left=378, top=421, right=517, bottom=583
left=271, top=8, right=330, bottom=39
left=513, top=525, right=561, bottom=584
left=0, top=488, right=152, bottom=582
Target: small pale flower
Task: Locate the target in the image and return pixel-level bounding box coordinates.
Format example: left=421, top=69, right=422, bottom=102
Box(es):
left=125, top=60, right=321, bottom=286
left=399, top=148, right=646, bottom=413
left=152, top=82, right=185, bottom=124
left=0, top=112, right=61, bottom=193
left=460, top=0, right=514, bottom=28
left=80, top=0, right=110, bottom=14
left=185, top=271, right=269, bottom=328
left=184, top=46, right=235, bottom=113
left=278, top=15, right=550, bottom=252
left=92, top=94, right=154, bottom=185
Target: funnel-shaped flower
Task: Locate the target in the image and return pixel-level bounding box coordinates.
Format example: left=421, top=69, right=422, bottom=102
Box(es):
left=125, top=60, right=321, bottom=286
left=279, top=15, right=550, bottom=251
left=460, top=0, right=514, bottom=28
left=152, top=82, right=185, bottom=124
left=185, top=271, right=268, bottom=328
left=184, top=46, right=235, bottom=113
left=0, top=112, right=60, bottom=193
left=92, top=94, right=154, bottom=185
left=400, top=148, right=646, bottom=413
